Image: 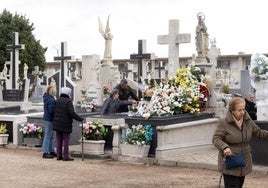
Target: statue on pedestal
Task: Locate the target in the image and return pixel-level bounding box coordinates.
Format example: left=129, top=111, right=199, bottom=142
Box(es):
left=195, top=12, right=209, bottom=58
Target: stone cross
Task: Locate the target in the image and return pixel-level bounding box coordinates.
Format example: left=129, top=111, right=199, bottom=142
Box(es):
left=54, top=42, right=72, bottom=88
left=130, top=40, right=151, bottom=82
left=155, top=61, right=165, bottom=79
left=121, top=63, right=132, bottom=79
left=6, top=32, right=25, bottom=89
left=157, top=19, right=191, bottom=78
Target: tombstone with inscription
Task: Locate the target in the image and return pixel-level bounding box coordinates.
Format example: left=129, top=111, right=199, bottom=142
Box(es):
left=0, top=32, right=31, bottom=110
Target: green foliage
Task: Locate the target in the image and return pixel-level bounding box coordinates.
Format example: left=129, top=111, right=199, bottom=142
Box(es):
left=0, top=9, right=47, bottom=78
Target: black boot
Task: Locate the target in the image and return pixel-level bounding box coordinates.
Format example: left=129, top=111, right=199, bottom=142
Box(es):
left=42, top=153, right=54, bottom=159
left=49, top=152, right=57, bottom=157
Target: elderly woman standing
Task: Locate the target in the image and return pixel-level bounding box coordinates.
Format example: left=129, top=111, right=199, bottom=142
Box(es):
left=53, top=87, right=84, bottom=161
left=213, top=97, right=268, bottom=187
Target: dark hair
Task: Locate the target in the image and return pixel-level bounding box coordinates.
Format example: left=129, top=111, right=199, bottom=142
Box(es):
left=120, top=79, right=128, bottom=85
left=110, top=89, right=119, bottom=98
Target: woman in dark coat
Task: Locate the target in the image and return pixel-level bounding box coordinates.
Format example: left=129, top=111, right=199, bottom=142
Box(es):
left=244, top=93, right=257, bottom=120
left=114, top=79, right=139, bottom=112
left=101, top=89, right=134, bottom=115
left=213, top=97, right=268, bottom=187
left=53, top=87, right=83, bottom=161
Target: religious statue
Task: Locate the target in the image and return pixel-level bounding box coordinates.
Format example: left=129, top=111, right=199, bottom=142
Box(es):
left=24, top=63, right=28, bottom=79
left=98, top=15, right=113, bottom=61
left=195, top=12, right=209, bottom=58
left=2, top=63, right=8, bottom=78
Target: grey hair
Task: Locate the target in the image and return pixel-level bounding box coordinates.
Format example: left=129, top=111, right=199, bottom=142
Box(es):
left=110, top=89, right=119, bottom=98
left=244, top=92, right=253, bottom=98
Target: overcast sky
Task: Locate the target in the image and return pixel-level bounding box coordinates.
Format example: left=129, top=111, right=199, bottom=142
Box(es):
left=1, top=0, right=268, bottom=61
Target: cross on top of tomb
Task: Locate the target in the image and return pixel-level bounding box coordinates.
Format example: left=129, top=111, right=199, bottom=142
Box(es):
left=157, top=19, right=191, bottom=78
left=155, top=61, right=165, bottom=79
left=6, top=32, right=25, bottom=89
left=130, top=40, right=151, bottom=83
left=54, top=42, right=72, bottom=88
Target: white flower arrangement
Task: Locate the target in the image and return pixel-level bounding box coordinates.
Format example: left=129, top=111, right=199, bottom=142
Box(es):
left=250, top=53, right=268, bottom=82
left=136, top=66, right=203, bottom=119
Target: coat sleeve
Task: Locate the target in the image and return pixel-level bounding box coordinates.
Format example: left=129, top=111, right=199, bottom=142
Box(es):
left=101, top=98, right=110, bottom=115
left=212, top=120, right=229, bottom=151
left=67, top=100, right=83, bottom=122
left=252, top=122, right=268, bottom=139
left=129, top=87, right=139, bottom=101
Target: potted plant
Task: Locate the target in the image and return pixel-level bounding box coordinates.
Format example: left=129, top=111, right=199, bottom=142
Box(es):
left=0, top=123, right=9, bottom=146
left=80, top=120, right=108, bottom=154
left=19, top=123, right=43, bottom=146
left=120, top=124, right=153, bottom=157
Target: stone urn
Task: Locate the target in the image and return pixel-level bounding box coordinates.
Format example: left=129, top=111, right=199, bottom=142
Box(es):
left=80, top=139, right=105, bottom=155
left=0, top=134, right=9, bottom=146
left=120, top=144, right=150, bottom=158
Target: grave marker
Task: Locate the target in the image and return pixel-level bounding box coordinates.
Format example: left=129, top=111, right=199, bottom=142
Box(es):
left=130, top=40, right=151, bottom=82
left=157, top=20, right=191, bottom=77
left=6, top=32, right=25, bottom=89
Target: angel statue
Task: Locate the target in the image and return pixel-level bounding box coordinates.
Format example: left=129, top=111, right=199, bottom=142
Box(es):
left=98, top=15, right=113, bottom=61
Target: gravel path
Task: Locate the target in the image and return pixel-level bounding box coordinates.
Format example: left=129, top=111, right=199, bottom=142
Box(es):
left=1, top=147, right=268, bottom=188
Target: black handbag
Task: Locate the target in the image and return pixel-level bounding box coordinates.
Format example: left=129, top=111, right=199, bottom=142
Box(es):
left=225, top=152, right=245, bottom=169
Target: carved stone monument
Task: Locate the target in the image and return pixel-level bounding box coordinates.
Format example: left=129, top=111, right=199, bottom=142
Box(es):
left=157, top=19, right=191, bottom=78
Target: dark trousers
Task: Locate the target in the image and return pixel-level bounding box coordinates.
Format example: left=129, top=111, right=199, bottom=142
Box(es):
left=56, top=131, right=70, bottom=159
left=223, top=174, right=245, bottom=188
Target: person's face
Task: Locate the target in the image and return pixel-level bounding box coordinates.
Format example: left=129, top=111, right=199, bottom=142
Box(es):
left=246, top=95, right=254, bottom=102
left=121, top=83, right=128, bottom=89
left=113, top=93, right=119, bottom=99
left=232, top=103, right=245, bottom=120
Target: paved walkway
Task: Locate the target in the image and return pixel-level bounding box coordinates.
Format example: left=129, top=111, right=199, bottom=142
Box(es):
left=68, top=145, right=268, bottom=175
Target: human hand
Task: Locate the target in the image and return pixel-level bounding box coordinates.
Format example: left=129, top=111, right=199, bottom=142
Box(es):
left=223, top=147, right=233, bottom=157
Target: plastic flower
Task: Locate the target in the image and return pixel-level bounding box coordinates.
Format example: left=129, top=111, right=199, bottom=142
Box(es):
left=81, top=120, right=108, bottom=140
left=19, top=123, right=43, bottom=139
left=121, top=124, right=153, bottom=145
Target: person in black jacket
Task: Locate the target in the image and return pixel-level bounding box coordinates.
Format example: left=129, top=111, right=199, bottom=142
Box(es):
left=244, top=93, right=257, bottom=120
left=53, top=87, right=84, bottom=161
left=101, top=89, right=134, bottom=115
left=114, top=79, right=139, bottom=112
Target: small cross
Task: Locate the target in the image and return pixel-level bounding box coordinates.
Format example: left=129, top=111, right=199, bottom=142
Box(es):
left=6, top=32, right=25, bottom=89
left=54, top=42, right=72, bottom=88
left=155, top=61, right=166, bottom=79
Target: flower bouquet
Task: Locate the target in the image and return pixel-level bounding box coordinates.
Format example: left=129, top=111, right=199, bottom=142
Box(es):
left=81, top=100, right=97, bottom=112
left=121, top=124, right=153, bottom=146
left=19, top=123, right=43, bottom=139
left=0, top=123, right=8, bottom=134
left=102, top=85, right=110, bottom=96
left=81, top=120, right=108, bottom=141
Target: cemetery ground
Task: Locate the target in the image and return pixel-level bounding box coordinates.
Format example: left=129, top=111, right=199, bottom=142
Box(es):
left=1, top=147, right=268, bottom=188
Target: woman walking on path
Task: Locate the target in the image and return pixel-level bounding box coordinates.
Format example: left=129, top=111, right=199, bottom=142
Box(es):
left=53, top=87, right=84, bottom=161
left=213, top=97, right=268, bottom=187
left=42, top=85, right=57, bottom=159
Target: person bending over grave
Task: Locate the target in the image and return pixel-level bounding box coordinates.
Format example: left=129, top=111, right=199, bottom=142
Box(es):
left=53, top=87, right=84, bottom=161
left=42, top=85, right=57, bottom=159
left=101, top=89, right=134, bottom=115
left=114, top=79, right=140, bottom=112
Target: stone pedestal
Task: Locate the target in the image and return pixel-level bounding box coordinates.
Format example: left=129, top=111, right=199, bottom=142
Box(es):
left=23, top=137, right=42, bottom=147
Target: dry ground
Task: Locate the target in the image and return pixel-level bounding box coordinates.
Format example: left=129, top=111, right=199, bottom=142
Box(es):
left=0, top=147, right=268, bottom=188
